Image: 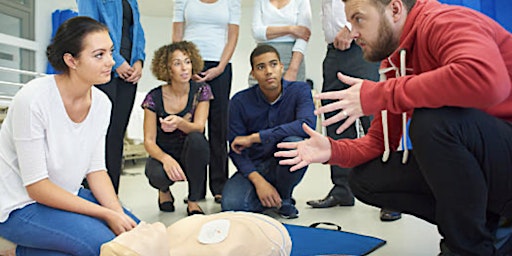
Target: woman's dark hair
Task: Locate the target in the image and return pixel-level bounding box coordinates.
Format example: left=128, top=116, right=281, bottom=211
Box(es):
left=46, top=16, right=108, bottom=74
left=250, top=44, right=281, bottom=68
left=151, top=41, right=204, bottom=82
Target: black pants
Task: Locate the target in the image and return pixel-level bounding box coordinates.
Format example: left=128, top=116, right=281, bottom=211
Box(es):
left=95, top=76, right=137, bottom=194
left=204, top=61, right=232, bottom=197
left=144, top=132, right=209, bottom=201
left=349, top=107, right=512, bottom=255
left=322, top=42, right=379, bottom=200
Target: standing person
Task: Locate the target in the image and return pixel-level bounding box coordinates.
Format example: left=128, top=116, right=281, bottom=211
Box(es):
left=0, top=17, right=139, bottom=255
left=275, top=0, right=512, bottom=254
left=306, top=0, right=401, bottom=222
left=142, top=41, right=212, bottom=216
left=221, top=45, right=316, bottom=219
left=172, top=0, right=240, bottom=204
left=251, top=0, right=312, bottom=83
left=77, top=0, right=146, bottom=194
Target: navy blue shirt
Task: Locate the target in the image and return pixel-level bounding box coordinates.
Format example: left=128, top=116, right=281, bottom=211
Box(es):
left=228, top=79, right=316, bottom=177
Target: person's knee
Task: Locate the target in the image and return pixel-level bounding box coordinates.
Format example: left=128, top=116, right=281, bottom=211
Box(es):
left=144, top=158, right=172, bottom=190
left=186, top=132, right=210, bottom=159
left=221, top=197, right=239, bottom=212
left=409, top=107, right=470, bottom=145
left=221, top=193, right=248, bottom=212
left=349, top=161, right=381, bottom=200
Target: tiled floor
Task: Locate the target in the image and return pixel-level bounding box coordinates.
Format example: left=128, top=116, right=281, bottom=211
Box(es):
left=119, top=160, right=441, bottom=256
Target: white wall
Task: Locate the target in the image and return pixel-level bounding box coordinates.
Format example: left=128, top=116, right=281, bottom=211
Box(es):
left=33, top=0, right=327, bottom=95
left=34, top=0, right=77, bottom=73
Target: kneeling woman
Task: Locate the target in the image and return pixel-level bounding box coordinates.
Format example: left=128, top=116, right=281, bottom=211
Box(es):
left=0, top=17, right=138, bottom=255
left=142, top=41, right=212, bottom=215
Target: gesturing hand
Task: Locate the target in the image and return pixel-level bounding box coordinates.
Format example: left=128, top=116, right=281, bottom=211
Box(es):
left=274, top=123, right=331, bottom=172
left=314, top=72, right=365, bottom=134
left=159, top=115, right=183, bottom=133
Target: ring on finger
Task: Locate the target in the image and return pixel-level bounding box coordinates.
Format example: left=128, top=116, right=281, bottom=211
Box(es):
left=342, top=110, right=348, bottom=118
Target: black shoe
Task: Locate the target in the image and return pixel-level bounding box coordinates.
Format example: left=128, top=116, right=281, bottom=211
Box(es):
left=183, top=197, right=206, bottom=204
left=214, top=195, right=222, bottom=204
left=187, top=206, right=205, bottom=216
left=307, top=195, right=354, bottom=208
left=380, top=209, right=401, bottom=222
left=158, top=191, right=175, bottom=212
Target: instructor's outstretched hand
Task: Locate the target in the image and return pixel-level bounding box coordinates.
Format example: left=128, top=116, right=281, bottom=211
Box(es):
left=274, top=123, right=331, bottom=171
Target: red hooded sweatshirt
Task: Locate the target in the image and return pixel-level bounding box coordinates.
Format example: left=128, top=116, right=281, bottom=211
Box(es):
left=328, top=0, right=512, bottom=168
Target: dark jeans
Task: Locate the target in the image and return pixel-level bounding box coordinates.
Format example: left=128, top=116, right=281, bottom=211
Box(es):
left=221, top=136, right=307, bottom=212
left=204, top=61, right=232, bottom=197
left=349, top=107, right=512, bottom=255
left=0, top=189, right=139, bottom=256
left=145, top=132, right=209, bottom=201
left=322, top=42, right=379, bottom=200
left=95, top=76, right=137, bottom=194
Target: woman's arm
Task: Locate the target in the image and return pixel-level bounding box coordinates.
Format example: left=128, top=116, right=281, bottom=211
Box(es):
left=143, top=109, right=186, bottom=181
left=176, top=101, right=209, bottom=133
left=143, top=109, right=173, bottom=163
left=86, top=171, right=123, bottom=213
left=219, top=24, right=239, bottom=73
left=284, top=51, right=304, bottom=81
left=172, top=0, right=186, bottom=42
left=285, top=0, right=312, bottom=81
left=26, top=178, right=136, bottom=235
left=196, top=24, right=239, bottom=82
left=265, top=26, right=310, bottom=41
left=172, top=22, right=184, bottom=43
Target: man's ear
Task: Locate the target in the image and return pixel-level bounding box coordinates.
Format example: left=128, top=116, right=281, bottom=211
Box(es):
left=63, top=53, right=78, bottom=70
left=389, top=0, right=404, bottom=23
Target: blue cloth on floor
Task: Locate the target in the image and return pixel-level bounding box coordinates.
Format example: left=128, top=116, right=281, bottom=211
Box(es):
left=285, top=224, right=386, bottom=256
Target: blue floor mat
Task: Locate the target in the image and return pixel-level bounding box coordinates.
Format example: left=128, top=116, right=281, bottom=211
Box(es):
left=285, top=224, right=386, bottom=256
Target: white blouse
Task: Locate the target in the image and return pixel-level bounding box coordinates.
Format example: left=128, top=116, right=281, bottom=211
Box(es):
left=252, top=0, right=312, bottom=54
left=0, top=75, right=111, bottom=222
left=173, top=0, right=241, bottom=62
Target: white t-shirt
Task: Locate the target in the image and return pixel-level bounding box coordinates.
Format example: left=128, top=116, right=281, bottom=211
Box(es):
left=0, top=75, right=111, bottom=222
left=321, top=0, right=351, bottom=44
left=252, top=0, right=312, bottom=54
left=173, top=0, right=241, bottom=62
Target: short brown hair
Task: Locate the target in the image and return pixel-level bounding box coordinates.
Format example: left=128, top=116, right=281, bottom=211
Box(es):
left=250, top=44, right=281, bottom=68
left=342, top=0, right=417, bottom=12
left=151, top=41, right=204, bottom=82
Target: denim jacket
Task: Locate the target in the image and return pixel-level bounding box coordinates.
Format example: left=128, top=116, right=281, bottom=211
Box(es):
left=76, top=0, right=146, bottom=73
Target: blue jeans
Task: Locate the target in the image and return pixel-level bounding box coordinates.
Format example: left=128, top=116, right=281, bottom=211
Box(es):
left=0, top=188, right=139, bottom=256
left=221, top=136, right=307, bottom=213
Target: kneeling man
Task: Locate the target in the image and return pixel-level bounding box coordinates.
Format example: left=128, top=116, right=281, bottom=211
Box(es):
left=221, top=45, right=316, bottom=219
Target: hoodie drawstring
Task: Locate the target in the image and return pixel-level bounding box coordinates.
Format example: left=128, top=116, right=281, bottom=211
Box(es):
left=379, top=49, right=410, bottom=164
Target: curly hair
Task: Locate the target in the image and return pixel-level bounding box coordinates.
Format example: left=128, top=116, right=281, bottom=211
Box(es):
left=151, top=41, right=204, bottom=82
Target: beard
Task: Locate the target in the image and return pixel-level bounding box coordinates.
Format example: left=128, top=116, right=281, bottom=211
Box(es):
left=360, top=16, right=399, bottom=62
